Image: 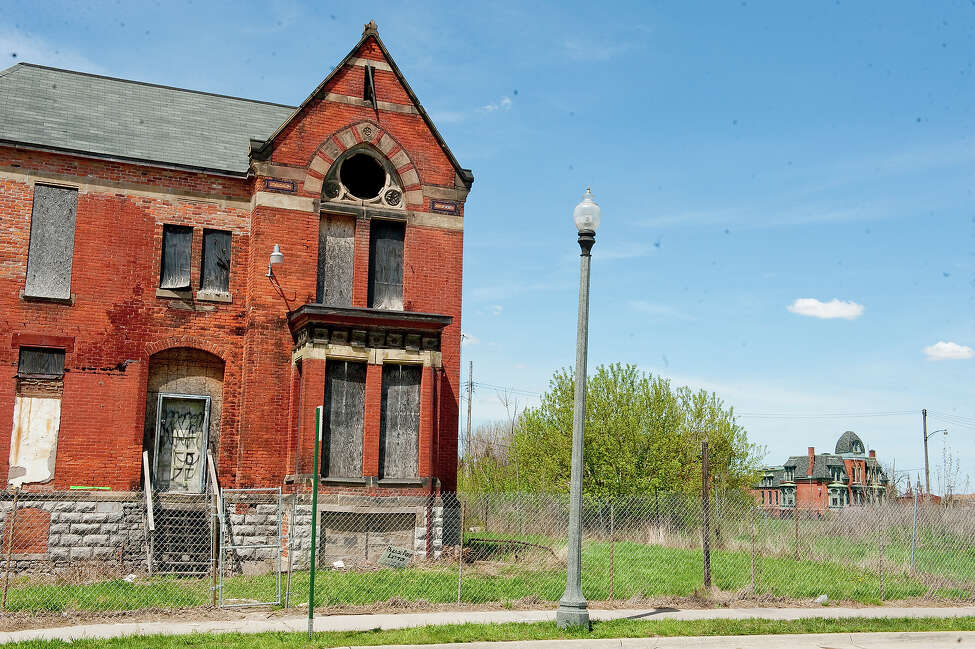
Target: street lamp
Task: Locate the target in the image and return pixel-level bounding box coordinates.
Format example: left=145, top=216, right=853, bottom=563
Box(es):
left=922, top=413, right=947, bottom=499
left=556, top=188, right=600, bottom=630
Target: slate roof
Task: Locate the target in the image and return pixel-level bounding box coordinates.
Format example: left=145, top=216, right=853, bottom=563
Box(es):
left=835, top=430, right=865, bottom=455
left=0, top=63, right=296, bottom=175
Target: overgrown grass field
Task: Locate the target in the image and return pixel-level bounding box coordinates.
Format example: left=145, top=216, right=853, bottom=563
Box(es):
left=4, top=533, right=971, bottom=613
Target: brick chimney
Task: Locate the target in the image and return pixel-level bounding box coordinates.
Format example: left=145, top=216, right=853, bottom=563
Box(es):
left=808, top=447, right=815, bottom=477
left=869, top=449, right=876, bottom=458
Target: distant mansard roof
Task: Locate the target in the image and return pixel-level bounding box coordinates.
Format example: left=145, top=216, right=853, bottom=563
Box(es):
left=834, top=431, right=866, bottom=455
left=0, top=63, right=295, bottom=175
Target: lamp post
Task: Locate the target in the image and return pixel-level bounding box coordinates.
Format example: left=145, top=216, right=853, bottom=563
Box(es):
left=556, top=188, right=600, bottom=630
left=922, top=411, right=947, bottom=500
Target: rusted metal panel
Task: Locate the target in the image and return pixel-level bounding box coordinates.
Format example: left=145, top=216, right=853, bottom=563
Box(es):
left=24, top=185, right=77, bottom=299
left=159, top=224, right=192, bottom=289
left=324, top=361, right=365, bottom=478
left=317, top=215, right=355, bottom=305
left=379, top=364, right=420, bottom=478
left=200, top=229, right=231, bottom=292
left=368, top=220, right=404, bottom=310
left=8, top=396, right=61, bottom=487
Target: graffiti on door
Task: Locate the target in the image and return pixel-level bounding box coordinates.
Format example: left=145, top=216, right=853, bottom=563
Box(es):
left=154, top=395, right=210, bottom=493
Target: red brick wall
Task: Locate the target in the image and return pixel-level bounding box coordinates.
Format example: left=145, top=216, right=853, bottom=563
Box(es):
left=0, top=32, right=466, bottom=496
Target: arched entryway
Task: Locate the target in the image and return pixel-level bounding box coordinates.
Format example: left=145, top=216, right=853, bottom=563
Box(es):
left=143, top=347, right=225, bottom=493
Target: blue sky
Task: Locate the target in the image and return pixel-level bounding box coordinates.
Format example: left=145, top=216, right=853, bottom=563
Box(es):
left=3, top=1, right=973, bottom=493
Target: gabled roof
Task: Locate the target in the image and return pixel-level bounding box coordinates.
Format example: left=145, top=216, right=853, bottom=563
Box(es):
left=0, top=23, right=472, bottom=185
left=0, top=63, right=294, bottom=175
left=254, top=21, right=473, bottom=188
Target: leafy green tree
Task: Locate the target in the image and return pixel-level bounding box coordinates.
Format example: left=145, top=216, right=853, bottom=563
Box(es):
left=503, top=363, right=761, bottom=497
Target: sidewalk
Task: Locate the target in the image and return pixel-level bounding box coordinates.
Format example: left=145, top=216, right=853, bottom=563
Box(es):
left=323, top=632, right=975, bottom=648
left=1, top=606, right=974, bottom=644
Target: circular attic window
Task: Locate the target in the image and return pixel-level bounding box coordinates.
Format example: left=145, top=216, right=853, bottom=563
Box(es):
left=340, top=153, right=387, bottom=199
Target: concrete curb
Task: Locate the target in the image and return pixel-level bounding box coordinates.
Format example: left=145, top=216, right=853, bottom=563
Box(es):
left=1, top=606, right=974, bottom=644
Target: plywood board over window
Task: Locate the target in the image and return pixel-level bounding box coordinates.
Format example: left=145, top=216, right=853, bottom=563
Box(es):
left=200, top=229, right=231, bottom=293
left=324, top=361, right=366, bottom=478
left=317, top=215, right=354, bottom=305
left=368, top=220, right=404, bottom=310
left=379, top=364, right=421, bottom=479
left=24, top=185, right=77, bottom=299
left=160, top=224, right=192, bottom=289
left=9, top=396, right=61, bottom=487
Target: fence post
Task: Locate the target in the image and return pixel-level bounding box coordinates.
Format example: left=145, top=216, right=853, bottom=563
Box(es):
left=609, top=500, right=615, bottom=601
left=910, top=490, right=918, bottom=573
left=457, top=501, right=465, bottom=604
left=1, top=487, right=21, bottom=611
left=750, top=508, right=756, bottom=593
left=701, top=441, right=711, bottom=590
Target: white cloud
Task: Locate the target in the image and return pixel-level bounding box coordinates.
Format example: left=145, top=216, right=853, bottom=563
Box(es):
left=923, top=341, right=974, bottom=361
left=0, top=28, right=104, bottom=73
left=480, top=96, right=512, bottom=113
left=461, top=332, right=480, bottom=347
left=787, top=298, right=864, bottom=320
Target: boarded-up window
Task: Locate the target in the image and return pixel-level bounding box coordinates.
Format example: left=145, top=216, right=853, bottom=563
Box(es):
left=9, top=396, right=61, bottom=487
left=200, top=229, right=231, bottom=293
left=316, top=215, right=355, bottom=305
left=159, top=225, right=192, bottom=289
left=324, top=361, right=366, bottom=478
left=24, top=185, right=77, bottom=299
left=379, top=364, right=420, bottom=479
left=17, top=348, right=65, bottom=377
left=368, top=220, right=404, bottom=310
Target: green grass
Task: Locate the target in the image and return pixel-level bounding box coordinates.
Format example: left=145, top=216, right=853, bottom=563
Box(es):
left=4, top=535, right=971, bottom=613
left=7, top=617, right=975, bottom=648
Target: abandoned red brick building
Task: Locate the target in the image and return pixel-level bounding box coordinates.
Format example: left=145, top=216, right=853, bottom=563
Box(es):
left=0, top=23, right=470, bottom=566
left=753, top=431, right=890, bottom=515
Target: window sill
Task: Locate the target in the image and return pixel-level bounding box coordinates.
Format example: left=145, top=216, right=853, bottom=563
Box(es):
left=155, top=288, right=192, bottom=300
left=377, top=477, right=425, bottom=487
left=19, top=291, right=75, bottom=306
left=195, top=291, right=233, bottom=303
left=320, top=476, right=368, bottom=486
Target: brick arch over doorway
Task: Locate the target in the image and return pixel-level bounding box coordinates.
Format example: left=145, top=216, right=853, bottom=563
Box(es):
left=144, top=347, right=225, bottom=493
left=300, top=121, right=422, bottom=206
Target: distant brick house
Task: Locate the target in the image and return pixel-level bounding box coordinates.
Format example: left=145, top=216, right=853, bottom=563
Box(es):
left=0, top=22, right=470, bottom=570
left=753, top=431, right=889, bottom=514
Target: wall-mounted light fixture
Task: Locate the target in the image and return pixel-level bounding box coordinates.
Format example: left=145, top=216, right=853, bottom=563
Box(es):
left=267, top=244, right=284, bottom=278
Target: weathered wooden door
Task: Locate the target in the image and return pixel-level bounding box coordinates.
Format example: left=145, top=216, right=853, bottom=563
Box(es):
left=153, top=394, right=210, bottom=493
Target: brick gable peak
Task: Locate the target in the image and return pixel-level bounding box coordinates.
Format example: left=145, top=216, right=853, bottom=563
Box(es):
left=252, top=21, right=473, bottom=189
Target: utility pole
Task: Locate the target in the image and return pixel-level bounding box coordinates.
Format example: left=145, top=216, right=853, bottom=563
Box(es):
left=465, top=361, right=473, bottom=464
left=922, top=408, right=930, bottom=500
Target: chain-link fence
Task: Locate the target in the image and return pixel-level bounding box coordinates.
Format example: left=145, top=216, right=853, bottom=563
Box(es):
left=0, top=488, right=972, bottom=615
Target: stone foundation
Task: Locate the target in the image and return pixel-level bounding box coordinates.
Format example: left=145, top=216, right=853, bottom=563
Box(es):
left=0, top=490, right=458, bottom=577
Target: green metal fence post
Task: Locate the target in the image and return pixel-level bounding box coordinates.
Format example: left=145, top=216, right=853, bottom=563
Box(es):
left=307, top=405, right=322, bottom=639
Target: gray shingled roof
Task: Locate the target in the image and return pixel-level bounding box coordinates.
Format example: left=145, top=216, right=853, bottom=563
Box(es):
left=0, top=63, right=295, bottom=175
left=835, top=431, right=866, bottom=455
